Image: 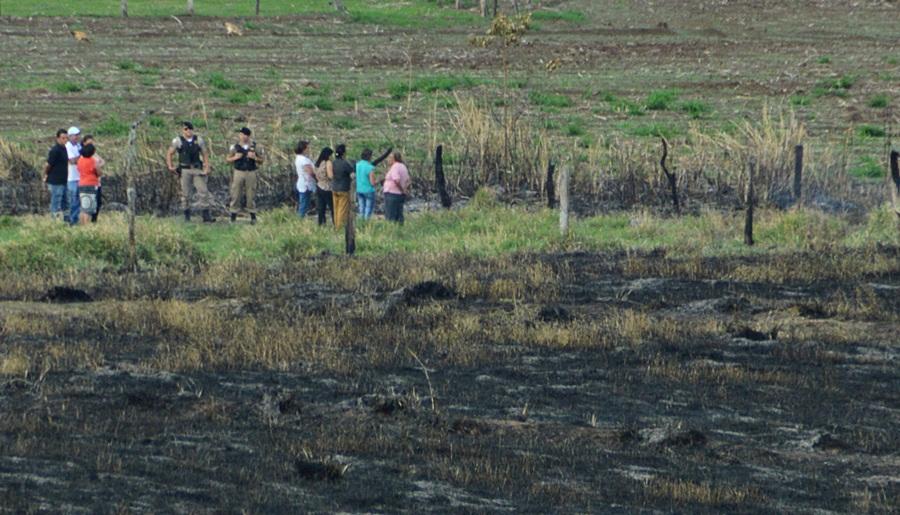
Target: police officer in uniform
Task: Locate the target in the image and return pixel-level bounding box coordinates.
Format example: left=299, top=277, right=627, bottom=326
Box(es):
left=166, top=121, right=215, bottom=223
left=226, top=127, right=264, bottom=224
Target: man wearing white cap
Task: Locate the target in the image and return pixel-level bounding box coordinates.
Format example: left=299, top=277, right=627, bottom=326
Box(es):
left=65, top=127, right=82, bottom=225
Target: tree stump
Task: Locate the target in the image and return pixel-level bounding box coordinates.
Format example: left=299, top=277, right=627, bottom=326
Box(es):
left=559, top=165, right=570, bottom=235
left=434, top=145, right=451, bottom=209
left=793, top=144, right=803, bottom=203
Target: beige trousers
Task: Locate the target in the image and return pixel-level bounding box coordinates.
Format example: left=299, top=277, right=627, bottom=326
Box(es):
left=229, top=170, right=257, bottom=214
left=180, top=168, right=213, bottom=210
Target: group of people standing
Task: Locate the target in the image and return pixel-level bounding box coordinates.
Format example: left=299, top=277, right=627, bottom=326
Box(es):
left=41, top=120, right=412, bottom=226
left=294, top=142, right=411, bottom=228
left=42, top=126, right=103, bottom=225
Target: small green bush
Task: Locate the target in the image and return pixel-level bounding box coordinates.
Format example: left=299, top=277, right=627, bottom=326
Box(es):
left=333, top=117, right=359, bottom=130
left=116, top=60, right=136, bottom=71
left=790, top=95, right=812, bottom=107
left=300, top=98, right=334, bottom=111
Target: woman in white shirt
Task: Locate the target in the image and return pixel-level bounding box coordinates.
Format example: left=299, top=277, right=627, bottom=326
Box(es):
left=294, top=140, right=316, bottom=217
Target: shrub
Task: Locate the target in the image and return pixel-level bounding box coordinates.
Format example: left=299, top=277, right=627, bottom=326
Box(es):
left=299, top=97, right=334, bottom=111
left=116, top=60, right=136, bottom=71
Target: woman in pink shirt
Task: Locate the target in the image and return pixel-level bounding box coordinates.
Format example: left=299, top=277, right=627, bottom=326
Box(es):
left=382, top=151, right=411, bottom=223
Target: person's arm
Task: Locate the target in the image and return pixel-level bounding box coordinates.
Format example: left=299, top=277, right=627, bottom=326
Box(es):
left=369, top=170, right=376, bottom=187
left=372, top=148, right=393, bottom=167
left=251, top=144, right=264, bottom=165
left=304, top=163, right=315, bottom=178
left=226, top=145, right=240, bottom=163
left=201, top=140, right=211, bottom=174
left=43, top=153, right=51, bottom=182
left=326, top=160, right=334, bottom=179
left=166, top=144, right=177, bottom=173
left=67, top=146, right=79, bottom=165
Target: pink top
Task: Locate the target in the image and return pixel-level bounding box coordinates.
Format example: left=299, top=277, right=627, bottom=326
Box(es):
left=383, top=162, right=410, bottom=195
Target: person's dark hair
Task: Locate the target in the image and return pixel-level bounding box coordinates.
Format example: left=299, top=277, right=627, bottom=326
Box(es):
left=335, top=143, right=346, bottom=159
left=315, top=147, right=334, bottom=167
left=360, top=149, right=373, bottom=161
left=392, top=150, right=404, bottom=163
left=83, top=134, right=94, bottom=144
left=295, top=140, right=309, bottom=155
left=56, top=129, right=67, bottom=138
left=81, top=144, right=96, bottom=158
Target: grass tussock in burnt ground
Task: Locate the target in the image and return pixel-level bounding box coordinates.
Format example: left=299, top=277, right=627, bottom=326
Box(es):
left=0, top=235, right=898, bottom=512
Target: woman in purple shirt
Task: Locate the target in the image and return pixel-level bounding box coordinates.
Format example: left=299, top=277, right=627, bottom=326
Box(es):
left=382, top=151, right=411, bottom=223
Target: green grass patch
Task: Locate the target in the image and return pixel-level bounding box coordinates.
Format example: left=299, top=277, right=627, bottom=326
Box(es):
left=625, top=122, right=681, bottom=139
left=333, top=117, right=359, bottom=130
left=52, top=81, right=83, bottom=93
left=93, top=116, right=129, bottom=137
left=813, top=75, right=854, bottom=97
left=208, top=72, right=237, bottom=91
left=116, top=60, right=137, bottom=71
left=299, top=97, right=335, bottom=111
left=645, top=89, right=679, bottom=111
left=817, top=55, right=831, bottom=64
left=227, top=87, right=262, bottom=105
left=388, top=75, right=479, bottom=99
left=849, top=156, right=884, bottom=179
left=563, top=118, right=586, bottom=137
left=790, top=95, right=812, bottom=107
left=857, top=125, right=885, bottom=138
left=867, top=94, right=890, bottom=108
left=678, top=100, right=712, bottom=119
left=531, top=10, right=586, bottom=23
left=529, top=91, right=574, bottom=109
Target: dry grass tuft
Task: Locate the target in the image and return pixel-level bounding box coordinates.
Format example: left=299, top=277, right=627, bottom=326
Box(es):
left=646, top=478, right=764, bottom=506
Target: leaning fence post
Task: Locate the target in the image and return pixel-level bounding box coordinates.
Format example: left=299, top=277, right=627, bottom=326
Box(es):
left=121, top=0, right=128, bottom=17
left=345, top=215, right=356, bottom=255
left=793, top=144, right=803, bottom=204
left=559, top=165, right=570, bottom=236
left=744, top=157, right=756, bottom=246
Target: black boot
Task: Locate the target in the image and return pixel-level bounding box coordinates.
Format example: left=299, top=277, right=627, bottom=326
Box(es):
left=202, top=210, right=216, bottom=223
left=230, top=213, right=237, bottom=223
left=184, top=209, right=191, bottom=222
left=250, top=213, right=257, bottom=225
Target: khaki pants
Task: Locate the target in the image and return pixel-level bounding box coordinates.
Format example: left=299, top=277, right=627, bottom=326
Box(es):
left=229, top=170, right=257, bottom=214
left=332, top=191, right=351, bottom=229
left=180, top=168, right=213, bottom=210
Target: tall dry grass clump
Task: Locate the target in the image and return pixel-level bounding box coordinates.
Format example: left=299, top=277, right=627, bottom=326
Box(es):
left=448, top=95, right=550, bottom=194
left=690, top=105, right=806, bottom=203
left=0, top=138, right=36, bottom=181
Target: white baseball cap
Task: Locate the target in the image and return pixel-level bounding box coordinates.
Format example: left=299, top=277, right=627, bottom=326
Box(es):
left=67, top=126, right=81, bottom=136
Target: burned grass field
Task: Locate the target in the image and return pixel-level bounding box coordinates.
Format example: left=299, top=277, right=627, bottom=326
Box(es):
left=1, top=248, right=898, bottom=512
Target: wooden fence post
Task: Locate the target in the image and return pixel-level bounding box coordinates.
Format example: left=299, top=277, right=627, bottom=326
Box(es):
left=744, top=157, right=756, bottom=246
left=559, top=165, right=570, bottom=235
left=121, top=0, right=128, bottom=17
left=890, top=150, right=899, bottom=221
left=123, top=111, right=153, bottom=272
left=256, top=0, right=260, bottom=16
left=186, top=0, right=194, bottom=16
left=434, top=145, right=451, bottom=209
left=545, top=161, right=556, bottom=209
left=345, top=215, right=356, bottom=255
left=793, top=144, right=803, bottom=204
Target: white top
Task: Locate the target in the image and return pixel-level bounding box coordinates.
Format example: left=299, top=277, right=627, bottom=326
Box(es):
left=65, top=141, right=81, bottom=182
left=295, top=154, right=316, bottom=193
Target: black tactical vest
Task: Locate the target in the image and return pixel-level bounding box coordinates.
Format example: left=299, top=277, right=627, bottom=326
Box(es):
left=178, top=137, right=203, bottom=169
left=233, top=143, right=258, bottom=172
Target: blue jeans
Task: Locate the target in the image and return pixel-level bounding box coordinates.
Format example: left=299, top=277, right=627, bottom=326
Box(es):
left=48, top=184, right=67, bottom=219
left=67, top=180, right=80, bottom=225
left=298, top=191, right=312, bottom=217
left=357, top=192, right=375, bottom=219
